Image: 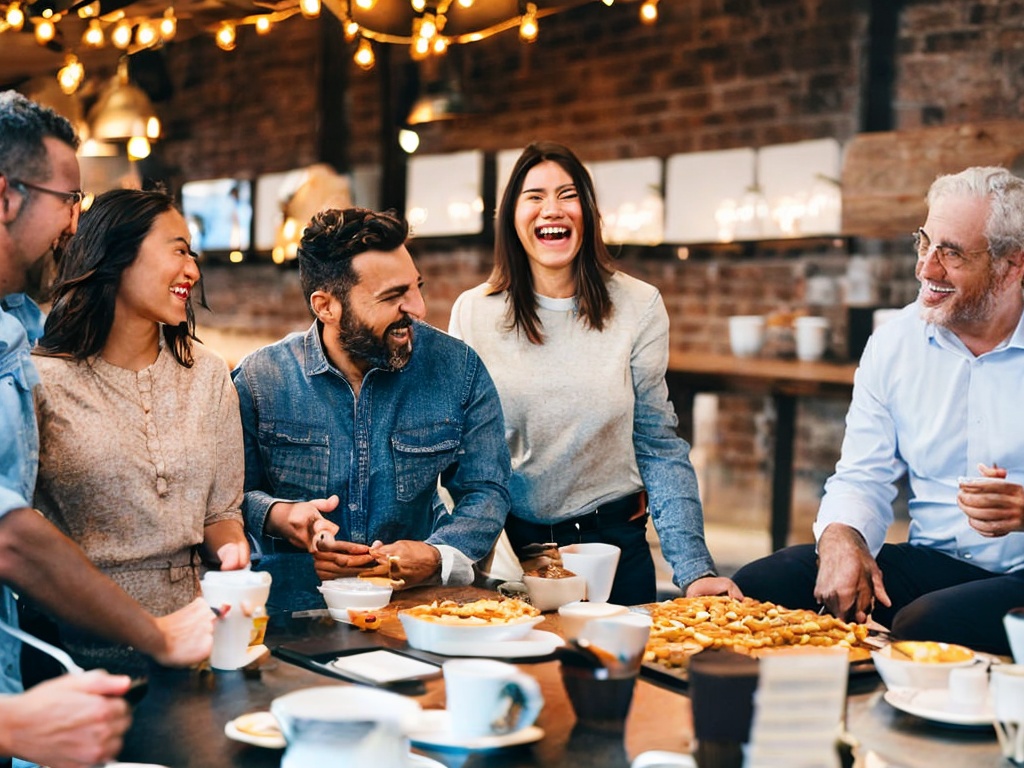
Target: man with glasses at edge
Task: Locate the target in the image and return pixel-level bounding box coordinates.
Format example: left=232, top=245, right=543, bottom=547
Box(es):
left=1, top=90, right=219, bottom=768
left=734, top=166, right=1024, bottom=656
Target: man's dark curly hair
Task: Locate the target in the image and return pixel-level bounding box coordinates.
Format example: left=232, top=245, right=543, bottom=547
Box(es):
left=297, top=207, right=409, bottom=306
left=0, top=90, right=79, bottom=183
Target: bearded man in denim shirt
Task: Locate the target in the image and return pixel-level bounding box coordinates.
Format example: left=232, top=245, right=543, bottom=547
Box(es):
left=233, top=208, right=511, bottom=611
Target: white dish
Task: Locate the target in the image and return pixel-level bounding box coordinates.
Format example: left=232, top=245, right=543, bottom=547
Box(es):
left=884, top=686, right=996, bottom=728
left=414, top=628, right=564, bottom=658
left=408, top=709, right=544, bottom=751
left=224, top=712, right=286, bottom=749
left=329, top=649, right=439, bottom=684
left=400, top=611, right=543, bottom=647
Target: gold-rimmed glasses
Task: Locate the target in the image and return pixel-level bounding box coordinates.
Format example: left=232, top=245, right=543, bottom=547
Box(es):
left=913, top=228, right=989, bottom=271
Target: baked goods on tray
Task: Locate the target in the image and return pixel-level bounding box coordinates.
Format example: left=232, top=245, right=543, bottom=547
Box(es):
left=402, top=597, right=540, bottom=625
left=644, top=595, right=871, bottom=668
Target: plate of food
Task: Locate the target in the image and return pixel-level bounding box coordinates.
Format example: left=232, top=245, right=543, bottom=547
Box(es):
left=399, top=597, right=559, bottom=657
left=640, top=595, right=874, bottom=690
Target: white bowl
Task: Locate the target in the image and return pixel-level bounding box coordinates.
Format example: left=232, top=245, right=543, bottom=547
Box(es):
left=522, top=573, right=587, bottom=612
left=317, top=578, right=392, bottom=612
left=398, top=611, right=543, bottom=650
left=871, top=643, right=976, bottom=690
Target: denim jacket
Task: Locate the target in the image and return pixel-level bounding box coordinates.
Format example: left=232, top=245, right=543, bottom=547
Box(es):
left=0, top=294, right=45, bottom=700
left=232, top=320, right=510, bottom=611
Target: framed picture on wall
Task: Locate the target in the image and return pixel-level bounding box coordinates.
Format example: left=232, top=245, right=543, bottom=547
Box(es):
left=180, top=178, right=252, bottom=259
left=406, top=150, right=484, bottom=237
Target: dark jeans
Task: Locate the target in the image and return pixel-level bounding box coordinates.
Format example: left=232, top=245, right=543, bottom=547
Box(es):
left=732, top=542, right=1023, bottom=655
left=505, top=508, right=657, bottom=606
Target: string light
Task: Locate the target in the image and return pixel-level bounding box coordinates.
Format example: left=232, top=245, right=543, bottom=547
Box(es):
left=344, top=19, right=360, bottom=42
left=639, top=0, right=658, bottom=24
left=602, top=0, right=614, bottom=5
left=299, top=0, right=320, bottom=20
left=126, top=136, right=151, bottom=160
left=135, top=19, right=158, bottom=47
left=160, top=8, right=177, bottom=40
left=77, top=1, right=100, bottom=18
left=34, top=18, right=56, bottom=44
left=354, top=37, right=375, bottom=70
left=110, top=19, right=133, bottom=49
left=215, top=21, right=236, bottom=50
left=410, top=0, right=426, bottom=11
left=432, top=36, right=448, bottom=55
left=354, top=0, right=377, bottom=8
left=82, top=19, right=104, bottom=47
left=57, top=55, right=85, bottom=95
left=519, top=3, right=538, bottom=42
left=254, top=15, right=272, bottom=34
left=457, top=0, right=474, bottom=7
left=5, top=2, right=24, bottom=30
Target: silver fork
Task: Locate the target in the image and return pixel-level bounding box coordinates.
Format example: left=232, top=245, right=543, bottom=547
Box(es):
left=0, top=616, right=84, bottom=673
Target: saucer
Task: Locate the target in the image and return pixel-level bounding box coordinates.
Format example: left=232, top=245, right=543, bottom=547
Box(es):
left=423, top=629, right=564, bottom=658
left=224, top=712, right=286, bottom=749
left=408, top=709, right=544, bottom=752
left=884, top=687, right=996, bottom=729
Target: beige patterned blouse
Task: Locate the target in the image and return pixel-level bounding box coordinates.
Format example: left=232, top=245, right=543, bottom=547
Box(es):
left=33, top=342, right=244, bottom=617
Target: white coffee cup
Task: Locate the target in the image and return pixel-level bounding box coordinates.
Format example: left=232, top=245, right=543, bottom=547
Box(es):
left=1005, top=607, right=1024, bottom=664
left=578, top=613, right=652, bottom=669
left=947, top=665, right=988, bottom=714
left=200, top=570, right=272, bottom=670
left=992, top=665, right=1024, bottom=765
left=557, top=601, right=629, bottom=641
left=559, top=543, right=621, bottom=603
left=728, top=315, right=765, bottom=358
left=794, top=316, right=829, bottom=362
left=443, top=659, right=543, bottom=740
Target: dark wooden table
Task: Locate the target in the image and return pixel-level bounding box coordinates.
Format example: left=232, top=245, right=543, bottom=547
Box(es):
left=667, top=351, right=858, bottom=551
left=116, top=586, right=1001, bottom=768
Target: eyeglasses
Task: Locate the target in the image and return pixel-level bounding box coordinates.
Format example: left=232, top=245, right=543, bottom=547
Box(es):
left=913, top=228, right=989, bottom=271
left=9, top=177, right=85, bottom=207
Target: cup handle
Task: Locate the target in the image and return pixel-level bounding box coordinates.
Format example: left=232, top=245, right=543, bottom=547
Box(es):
left=492, top=673, right=543, bottom=734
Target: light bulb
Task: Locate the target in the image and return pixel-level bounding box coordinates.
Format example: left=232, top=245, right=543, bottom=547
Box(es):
left=82, top=19, right=105, bottom=47
left=215, top=21, right=236, bottom=50
left=398, top=129, right=419, bottom=154
left=111, top=19, right=132, bottom=49
left=354, top=0, right=376, bottom=8
left=344, top=19, right=359, bottom=41
left=77, top=0, right=99, bottom=17
left=354, top=37, right=374, bottom=70
left=457, top=0, right=474, bottom=7
left=602, top=0, right=614, bottom=5
left=519, top=3, right=538, bottom=42
left=127, top=136, right=151, bottom=160
left=410, top=0, right=426, bottom=10
left=135, top=20, right=158, bottom=47
left=160, top=8, right=177, bottom=39
left=146, top=116, right=161, bottom=139
left=57, top=56, right=84, bottom=95
left=5, top=3, right=24, bottom=30
left=34, top=18, right=56, bottom=44
left=419, top=13, right=436, bottom=39
left=639, top=0, right=657, bottom=24
left=432, top=36, right=448, bottom=55
left=254, top=15, right=272, bottom=33
left=299, top=0, right=320, bottom=19
left=410, top=36, right=429, bottom=60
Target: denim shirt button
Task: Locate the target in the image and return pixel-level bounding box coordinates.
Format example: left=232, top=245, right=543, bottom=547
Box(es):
left=348, top=502, right=358, bottom=511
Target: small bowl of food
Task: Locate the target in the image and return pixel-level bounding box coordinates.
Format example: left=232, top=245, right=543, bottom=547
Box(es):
left=522, top=564, right=587, bottom=612
left=318, top=577, right=392, bottom=620
left=871, top=640, right=976, bottom=690
left=398, top=598, right=543, bottom=651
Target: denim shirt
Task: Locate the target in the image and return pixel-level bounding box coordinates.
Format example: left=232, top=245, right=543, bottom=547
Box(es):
left=232, top=320, right=511, bottom=611
left=0, top=294, right=45, bottom=700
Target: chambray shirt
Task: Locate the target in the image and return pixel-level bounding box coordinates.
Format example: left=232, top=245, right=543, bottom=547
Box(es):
left=233, top=320, right=511, bottom=611
left=814, top=302, right=1024, bottom=574
left=0, top=294, right=45, bottom=699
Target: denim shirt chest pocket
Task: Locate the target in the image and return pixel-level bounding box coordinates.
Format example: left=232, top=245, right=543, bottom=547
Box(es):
left=391, top=423, right=462, bottom=502
left=259, top=420, right=331, bottom=499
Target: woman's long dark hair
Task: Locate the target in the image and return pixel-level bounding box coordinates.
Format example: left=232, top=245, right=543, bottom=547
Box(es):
left=38, top=188, right=201, bottom=367
left=488, top=141, right=614, bottom=345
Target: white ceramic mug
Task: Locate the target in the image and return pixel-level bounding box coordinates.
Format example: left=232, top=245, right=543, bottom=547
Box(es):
left=559, top=543, right=621, bottom=603
left=728, top=315, right=765, bottom=358
left=794, top=316, right=829, bottom=362
left=443, top=659, right=543, bottom=740
left=1005, top=607, right=1024, bottom=664
left=578, top=613, right=653, bottom=670
left=991, top=665, right=1024, bottom=765
left=557, top=601, right=629, bottom=641
left=200, top=570, right=272, bottom=670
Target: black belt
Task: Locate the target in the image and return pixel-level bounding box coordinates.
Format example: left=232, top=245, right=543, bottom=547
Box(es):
left=514, top=491, right=647, bottom=540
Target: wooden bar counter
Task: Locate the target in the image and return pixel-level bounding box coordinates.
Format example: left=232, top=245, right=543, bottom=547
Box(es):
left=667, top=351, right=858, bottom=551
left=115, top=585, right=1002, bottom=768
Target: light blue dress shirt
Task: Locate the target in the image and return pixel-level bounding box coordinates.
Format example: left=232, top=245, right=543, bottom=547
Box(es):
left=814, top=302, right=1024, bottom=574
left=0, top=293, right=45, bottom=701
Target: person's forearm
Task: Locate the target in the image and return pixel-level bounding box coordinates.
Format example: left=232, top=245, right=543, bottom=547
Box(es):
left=0, top=507, right=165, bottom=657
left=202, top=518, right=246, bottom=559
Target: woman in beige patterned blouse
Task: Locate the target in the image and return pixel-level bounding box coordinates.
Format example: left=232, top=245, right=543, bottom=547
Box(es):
left=31, top=188, right=249, bottom=674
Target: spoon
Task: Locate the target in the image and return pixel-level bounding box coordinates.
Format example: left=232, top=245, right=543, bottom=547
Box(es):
left=0, top=616, right=84, bottom=673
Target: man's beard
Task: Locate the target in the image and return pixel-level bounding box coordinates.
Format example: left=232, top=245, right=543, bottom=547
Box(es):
left=917, top=258, right=1007, bottom=329
left=24, top=230, right=73, bottom=304
left=338, top=312, right=414, bottom=371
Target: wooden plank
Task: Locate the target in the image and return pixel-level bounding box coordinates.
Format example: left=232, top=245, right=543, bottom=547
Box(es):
left=842, top=120, right=1024, bottom=238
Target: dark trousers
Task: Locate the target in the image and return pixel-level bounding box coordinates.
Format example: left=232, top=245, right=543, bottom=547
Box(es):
left=732, top=542, right=1023, bottom=655
left=505, top=504, right=657, bottom=606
